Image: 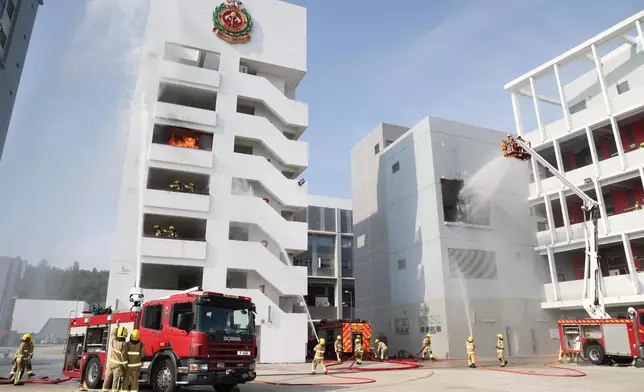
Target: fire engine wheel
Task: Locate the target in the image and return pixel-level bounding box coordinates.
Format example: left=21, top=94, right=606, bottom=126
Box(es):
left=585, top=343, right=605, bottom=365
left=84, top=357, right=103, bottom=390
left=151, top=359, right=179, bottom=392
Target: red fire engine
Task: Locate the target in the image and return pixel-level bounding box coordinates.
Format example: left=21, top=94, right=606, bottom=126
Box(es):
left=62, top=288, right=257, bottom=392
left=503, top=136, right=644, bottom=367
left=314, top=319, right=372, bottom=358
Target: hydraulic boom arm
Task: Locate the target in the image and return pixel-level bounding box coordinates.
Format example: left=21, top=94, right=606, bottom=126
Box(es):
left=501, top=135, right=610, bottom=319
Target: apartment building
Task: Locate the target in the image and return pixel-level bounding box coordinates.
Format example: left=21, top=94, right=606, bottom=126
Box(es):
left=105, top=0, right=310, bottom=363
left=351, top=120, right=556, bottom=359
left=505, top=11, right=644, bottom=317
left=292, top=195, right=354, bottom=325
left=0, top=0, right=42, bottom=161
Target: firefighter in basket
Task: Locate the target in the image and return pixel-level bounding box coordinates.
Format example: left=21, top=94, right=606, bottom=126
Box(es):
left=496, top=334, right=508, bottom=367
left=125, top=329, right=146, bottom=392
left=421, top=333, right=435, bottom=360
left=183, top=183, right=195, bottom=193
left=375, top=339, right=388, bottom=362
left=103, top=324, right=129, bottom=392
left=153, top=225, right=163, bottom=237
left=9, top=333, right=35, bottom=385
left=169, top=180, right=182, bottom=192
left=354, top=338, right=364, bottom=365
left=466, top=336, right=477, bottom=368
left=334, top=335, right=343, bottom=362
left=165, top=225, right=178, bottom=238
left=311, top=338, right=328, bottom=375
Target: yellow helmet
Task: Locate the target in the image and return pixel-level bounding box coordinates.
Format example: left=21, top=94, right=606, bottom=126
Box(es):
left=497, top=334, right=503, bottom=339
left=131, top=329, right=141, bottom=341
left=174, top=180, right=180, bottom=184
left=117, top=326, right=128, bottom=339
left=154, top=225, right=160, bottom=229
left=468, top=336, right=474, bottom=343
left=506, top=133, right=511, bottom=138
left=22, top=333, right=32, bottom=341
left=426, top=333, right=432, bottom=338
left=189, top=183, right=194, bottom=186
left=319, top=338, right=326, bottom=345
left=355, top=338, right=360, bottom=343
left=169, top=226, right=175, bottom=230
left=375, top=339, right=379, bottom=344
left=337, top=335, right=342, bottom=340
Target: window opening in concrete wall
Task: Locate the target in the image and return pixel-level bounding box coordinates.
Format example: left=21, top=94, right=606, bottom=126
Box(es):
left=140, top=264, right=204, bottom=291
left=158, top=82, right=217, bottom=111
left=385, top=140, right=393, bottom=147
left=340, top=209, right=353, bottom=233
left=441, top=178, right=490, bottom=226
left=394, top=318, right=409, bottom=335
left=142, top=304, right=162, bottom=330
left=228, top=224, right=250, bottom=241
left=226, top=270, right=248, bottom=289
left=293, top=235, right=313, bottom=275
left=397, top=258, right=406, bottom=270
left=164, top=42, right=220, bottom=71
left=147, top=167, right=210, bottom=195
left=143, top=214, right=207, bottom=241
left=616, top=80, right=630, bottom=95
left=374, top=143, right=380, bottom=154
left=448, top=249, right=498, bottom=279
left=152, top=124, right=214, bottom=151
left=294, top=208, right=307, bottom=223
left=392, top=162, right=400, bottom=173
left=233, top=143, right=253, bottom=155
left=569, top=100, right=587, bottom=115
left=236, top=103, right=256, bottom=115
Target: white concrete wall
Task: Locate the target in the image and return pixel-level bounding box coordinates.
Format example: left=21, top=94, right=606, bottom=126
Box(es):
left=106, top=0, right=310, bottom=363
left=11, top=299, right=88, bottom=335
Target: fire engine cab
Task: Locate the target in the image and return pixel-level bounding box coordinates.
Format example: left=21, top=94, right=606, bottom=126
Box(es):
left=62, top=288, right=257, bottom=392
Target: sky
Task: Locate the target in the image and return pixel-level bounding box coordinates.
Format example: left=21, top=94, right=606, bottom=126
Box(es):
left=0, top=0, right=642, bottom=269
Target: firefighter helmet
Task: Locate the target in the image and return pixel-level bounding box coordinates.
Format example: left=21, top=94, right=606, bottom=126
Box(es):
left=169, top=226, right=175, bottom=230
left=497, top=334, right=503, bottom=339
left=426, top=333, right=431, bottom=338
left=319, top=338, right=326, bottom=345
left=468, top=336, right=474, bottom=343
left=131, top=329, right=141, bottom=341
left=375, top=339, right=379, bottom=344
left=117, top=327, right=128, bottom=339
left=337, top=335, right=342, bottom=340
left=22, top=333, right=32, bottom=342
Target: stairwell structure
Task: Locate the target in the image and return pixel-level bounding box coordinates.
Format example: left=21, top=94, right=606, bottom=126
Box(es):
left=105, top=0, right=310, bottom=363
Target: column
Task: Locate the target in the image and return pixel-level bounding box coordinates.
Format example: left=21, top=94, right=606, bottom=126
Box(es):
left=530, top=77, right=546, bottom=141
left=639, top=166, right=644, bottom=190
left=543, top=194, right=557, bottom=244
left=531, top=157, right=542, bottom=195
left=609, top=117, right=627, bottom=170
left=510, top=92, right=524, bottom=136
left=621, top=233, right=641, bottom=295
left=546, top=246, right=560, bottom=301
left=552, top=140, right=565, bottom=189
left=590, top=44, right=613, bottom=116
left=559, top=190, right=572, bottom=243
left=593, top=179, right=610, bottom=235
left=334, top=209, right=342, bottom=319
left=553, top=63, right=572, bottom=132
left=636, top=20, right=644, bottom=54
left=585, top=126, right=601, bottom=178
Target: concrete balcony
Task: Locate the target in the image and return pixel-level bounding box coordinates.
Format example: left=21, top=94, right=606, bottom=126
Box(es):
left=144, top=189, right=210, bottom=213
left=229, top=154, right=307, bottom=208
left=227, top=240, right=307, bottom=296
left=301, top=306, right=338, bottom=320
left=235, top=73, right=308, bottom=128
left=228, top=195, right=307, bottom=252
left=542, top=272, right=644, bottom=309
left=160, top=61, right=220, bottom=90
left=231, top=114, right=307, bottom=168
left=154, top=102, right=218, bottom=128
left=149, top=143, right=213, bottom=169
left=140, top=237, right=207, bottom=260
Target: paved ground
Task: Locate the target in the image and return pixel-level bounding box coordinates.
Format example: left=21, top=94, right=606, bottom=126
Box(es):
left=2, top=356, right=643, bottom=391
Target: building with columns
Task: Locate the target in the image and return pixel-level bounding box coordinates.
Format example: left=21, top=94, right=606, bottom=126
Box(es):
left=505, top=10, right=644, bottom=317
left=105, top=0, right=311, bottom=363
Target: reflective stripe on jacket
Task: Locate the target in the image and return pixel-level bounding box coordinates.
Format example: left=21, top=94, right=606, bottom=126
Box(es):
left=126, top=341, right=146, bottom=367
left=108, top=329, right=127, bottom=366
left=466, top=342, right=475, bottom=354
left=314, top=344, right=325, bottom=359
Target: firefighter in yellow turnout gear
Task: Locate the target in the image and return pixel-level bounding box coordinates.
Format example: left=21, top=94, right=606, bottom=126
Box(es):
left=496, top=334, right=508, bottom=367
left=9, top=333, right=35, bottom=385
left=421, top=333, right=435, bottom=360
left=375, top=339, right=388, bottom=361
left=102, top=326, right=128, bottom=392
left=354, top=338, right=364, bottom=364
left=311, top=338, right=328, bottom=375
left=125, top=329, right=146, bottom=392
left=466, top=336, right=477, bottom=368
left=334, top=335, right=343, bottom=362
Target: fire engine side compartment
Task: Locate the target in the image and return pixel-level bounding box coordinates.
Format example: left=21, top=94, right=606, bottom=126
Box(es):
left=602, top=324, right=632, bottom=356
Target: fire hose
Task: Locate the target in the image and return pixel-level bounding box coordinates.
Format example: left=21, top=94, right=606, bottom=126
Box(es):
left=478, top=360, right=587, bottom=377
left=0, top=376, right=75, bottom=385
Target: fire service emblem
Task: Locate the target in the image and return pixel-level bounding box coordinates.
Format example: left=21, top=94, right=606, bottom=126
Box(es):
left=212, top=0, right=252, bottom=44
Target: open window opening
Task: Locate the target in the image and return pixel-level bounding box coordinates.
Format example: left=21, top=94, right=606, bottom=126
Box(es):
left=158, top=82, right=217, bottom=112
left=440, top=178, right=490, bottom=226
left=140, top=263, right=204, bottom=291
left=236, top=97, right=302, bottom=137
left=152, top=124, right=213, bottom=151
left=143, top=214, right=207, bottom=241
left=164, top=42, right=220, bottom=71
left=147, top=167, right=210, bottom=195
left=226, top=270, right=248, bottom=289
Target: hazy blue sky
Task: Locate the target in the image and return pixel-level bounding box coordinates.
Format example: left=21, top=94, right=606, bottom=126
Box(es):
left=0, top=0, right=642, bottom=269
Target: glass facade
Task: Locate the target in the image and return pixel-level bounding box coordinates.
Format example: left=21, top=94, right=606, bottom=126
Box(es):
left=341, top=236, right=353, bottom=277
left=340, top=209, right=353, bottom=233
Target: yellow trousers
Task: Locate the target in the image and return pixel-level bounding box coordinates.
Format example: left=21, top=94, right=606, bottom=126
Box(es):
left=467, top=353, right=476, bottom=365
left=311, top=358, right=327, bottom=374
left=102, top=365, right=124, bottom=392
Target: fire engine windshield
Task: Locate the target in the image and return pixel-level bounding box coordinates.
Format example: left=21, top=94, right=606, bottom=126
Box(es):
left=196, top=305, right=253, bottom=335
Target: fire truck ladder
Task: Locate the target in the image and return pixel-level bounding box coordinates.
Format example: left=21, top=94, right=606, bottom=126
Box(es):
left=508, top=137, right=610, bottom=319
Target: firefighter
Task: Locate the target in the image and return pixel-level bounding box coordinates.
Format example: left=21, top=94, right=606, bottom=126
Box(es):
left=421, top=333, right=435, bottom=360
left=496, top=334, right=508, bottom=367
left=169, top=180, right=182, bottom=191
left=165, top=226, right=178, bottom=238
left=558, top=345, right=566, bottom=364
left=153, top=225, right=163, bottom=237
left=354, top=338, right=364, bottom=365
left=9, top=333, right=35, bottom=383
left=125, top=329, right=146, bottom=392
left=635, top=201, right=641, bottom=210
left=311, top=338, right=328, bottom=375
left=183, top=183, right=195, bottom=193
left=334, top=335, right=343, bottom=362
left=375, top=339, right=388, bottom=362
left=466, top=336, right=476, bottom=368
left=103, top=325, right=128, bottom=392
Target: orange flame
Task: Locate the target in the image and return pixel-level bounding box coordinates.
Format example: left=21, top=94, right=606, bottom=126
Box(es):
left=169, top=133, right=200, bottom=149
